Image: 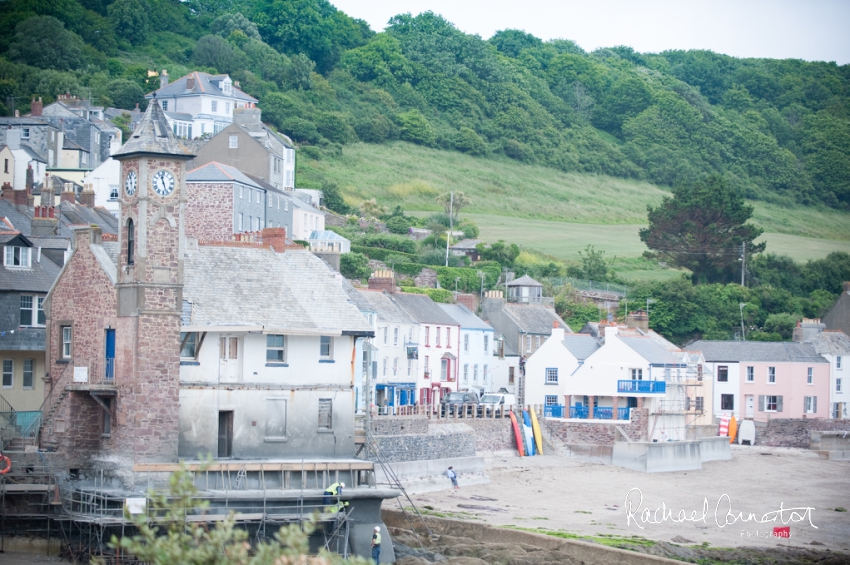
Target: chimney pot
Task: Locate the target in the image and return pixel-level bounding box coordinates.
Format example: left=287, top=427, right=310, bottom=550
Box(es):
left=79, top=186, right=96, bottom=208
left=31, top=97, right=43, bottom=117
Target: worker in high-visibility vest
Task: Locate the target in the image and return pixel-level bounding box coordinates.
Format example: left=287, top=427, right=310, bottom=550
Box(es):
left=323, top=482, right=344, bottom=506
left=371, top=526, right=381, bottom=563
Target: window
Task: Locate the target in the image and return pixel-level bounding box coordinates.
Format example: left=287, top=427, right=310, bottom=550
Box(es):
left=248, top=215, right=253, bottom=231
left=226, top=102, right=231, bottom=114
left=318, top=399, right=332, bottom=430
left=211, top=100, right=218, bottom=112
left=229, top=135, right=238, bottom=148
left=760, top=395, right=782, bottom=412
left=833, top=403, right=844, bottom=419
left=284, top=199, right=288, bottom=211
left=717, top=366, right=728, bottom=382
left=837, top=378, right=842, bottom=392
left=464, top=334, right=469, bottom=352
left=392, top=357, right=398, bottom=376
left=425, top=327, right=430, bottom=346
left=180, top=332, right=198, bottom=358
left=424, top=355, right=429, bottom=374
left=720, top=394, right=734, bottom=410
left=807, top=367, right=813, bottom=385
left=22, top=127, right=30, bottom=138
left=382, top=357, right=387, bottom=376
left=484, top=335, right=489, bottom=353
left=409, top=327, right=414, bottom=342
left=546, top=368, right=558, bottom=384
left=256, top=191, right=261, bottom=204
left=536, top=335, right=541, bottom=349
left=631, top=368, right=643, bottom=380
left=483, top=364, right=488, bottom=383
left=463, top=364, right=468, bottom=382
left=509, top=366, right=515, bottom=384
left=23, top=359, right=33, bottom=389
left=266, top=334, right=285, bottom=362
left=804, top=396, right=817, bottom=414
left=268, top=195, right=272, bottom=207
left=5, top=246, right=31, bottom=267
left=254, top=217, right=260, bottom=231
left=837, top=356, right=842, bottom=369
left=62, top=326, right=72, bottom=358
left=3, top=159, right=7, bottom=173
left=545, top=395, right=558, bottom=406
left=436, top=327, right=441, bottom=346
left=161, top=101, right=168, bottom=111
left=407, top=358, right=412, bottom=377
left=746, top=366, right=754, bottom=382
left=20, top=295, right=45, bottom=326
left=2, top=360, right=11, bottom=388
left=127, top=219, right=135, bottom=265
left=526, top=336, right=531, bottom=353
left=239, top=186, right=244, bottom=199
left=237, top=213, right=243, bottom=231
left=393, top=327, right=399, bottom=346
left=446, top=327, right=451, bottom=347
left=320, top=336, right=332, bottom=359
left=473, top=365, right=479, bottom=382
left=383, top=327, right=388, bottom=345
left=695, top=397, right=704, bottom=412
left=768, top=367, right=776, bottom=383
left=102, top=397, right=112, bottom=435
left=109, top=185, right=119, bottom=200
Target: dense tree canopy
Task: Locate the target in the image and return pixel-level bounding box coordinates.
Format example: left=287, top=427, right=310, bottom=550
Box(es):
left=640, top=176, right=765, bottom=284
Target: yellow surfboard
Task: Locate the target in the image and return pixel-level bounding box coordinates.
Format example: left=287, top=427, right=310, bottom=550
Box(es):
left=728, top=416, right=738, bottom=444
left=530, top=408, right=544, bottom=455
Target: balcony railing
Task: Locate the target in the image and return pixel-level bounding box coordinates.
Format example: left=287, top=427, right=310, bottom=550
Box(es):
left=566, top=406, right=631, bottom=419
left=617, top=380, right=666, bottom=394
left=544, top=404, right=565, bottom=418
left=569, top=405, right=589, bottom=419
left=507, top=295, right=555, bottom=307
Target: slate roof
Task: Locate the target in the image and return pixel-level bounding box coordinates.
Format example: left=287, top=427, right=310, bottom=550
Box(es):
left=113, top=99, right=195, bottom=159
left=392, top=293, right=459, bottom=325
left=806, top=331, right=850, bottom=355
left=187, top=162, right=262, bottom=188
left=506, top=275, right=542, bottom=287
left=62, top=137, right=88, bottom=152
left=503, top=303, right=571, bottom=334
left=182, top=246, right=371, bottom=334
left=438, top=303, right=493, bottom=331
left=0, top=236, right=62, bottom=293
left=619, top=335, right=684, bottom=365
left=149, top=72, right=258, bottom=103
left=0, top=117, right=51, bottom=126
left=57, top=201, right=118, bottom=234
left=450, top=239, right=481, bottom=250
left=561, top=334, right=601, bottom=360
left=290, top=195, right=324, bottom=215
left=691, top=340, right=829, bottom=363
left=342, top=284, right=417, bottom=325
left=17, top=145, right=46, bottom=163
left=164, top=111, right=195, bottom=122
left=244, top=173, right=286, bottom=196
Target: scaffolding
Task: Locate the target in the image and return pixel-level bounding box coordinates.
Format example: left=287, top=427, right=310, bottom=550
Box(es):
left=0, top=454, right=61, bottom=553
left=650, top=357, right=712, bottom=440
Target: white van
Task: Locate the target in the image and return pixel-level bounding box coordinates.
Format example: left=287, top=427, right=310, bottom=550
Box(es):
left=478, top=392, right=517, bottom=416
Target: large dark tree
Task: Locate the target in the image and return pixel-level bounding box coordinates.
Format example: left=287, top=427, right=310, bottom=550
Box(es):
left=639, top=176, right=765, bottom=284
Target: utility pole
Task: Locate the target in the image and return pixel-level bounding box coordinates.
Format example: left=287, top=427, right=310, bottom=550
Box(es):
left=740, top=242, right=746, bottom=287
left=739, top=303, right=747, bottom=341
left=444, top=191, right=453, bottom=267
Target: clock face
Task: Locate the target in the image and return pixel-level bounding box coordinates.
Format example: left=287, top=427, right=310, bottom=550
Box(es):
left=151, top=170, right=175, bottom=197
left=124, top=171, right=137, bottom=196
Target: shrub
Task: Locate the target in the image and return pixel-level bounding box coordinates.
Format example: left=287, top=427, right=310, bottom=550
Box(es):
left=385, top=215, right=411, bottom=234
left=281, top=117, right=321, bottom=144
left=400, top=287, right=454, bottom=303
left=762, top=313, right=797, bottom=340
left=358, top=233, right=417, bottom=254
left=340, top=252, right=371, bottom=281
left=503, top=139, right=534, bottom=162
left=397, top=109, right=436, bottom=146
left=454, top=127, right=487, bottom=155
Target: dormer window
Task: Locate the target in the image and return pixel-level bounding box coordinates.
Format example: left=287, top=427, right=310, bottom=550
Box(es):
left=221, top=79, right=232, bottom=95
left=4, top=246, right=31, bottom=267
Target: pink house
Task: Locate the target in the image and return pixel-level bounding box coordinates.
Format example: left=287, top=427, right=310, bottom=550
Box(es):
left=693, top=341, right=830, bottom=422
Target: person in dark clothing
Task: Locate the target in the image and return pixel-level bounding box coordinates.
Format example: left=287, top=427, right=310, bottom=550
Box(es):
left=323, top=481, right=344, bottom=506
left=371, top=526, right=381, bottom=562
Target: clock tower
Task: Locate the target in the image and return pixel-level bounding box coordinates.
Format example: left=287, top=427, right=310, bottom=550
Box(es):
left=112, top=99, right=194, bottom=462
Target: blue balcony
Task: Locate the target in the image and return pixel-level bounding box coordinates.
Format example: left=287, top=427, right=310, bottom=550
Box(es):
left=544, top=404, right=565, bottom=418
left=617, top=380, right=665, bottom=394
left=593, top=407, right=631, bottom=420
left=569, top=405, right=589, bottom=419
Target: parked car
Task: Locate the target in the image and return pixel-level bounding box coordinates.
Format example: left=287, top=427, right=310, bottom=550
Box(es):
left=440, top=391, right=480, bottom=417
left=478, top=393, right=517, bottom=416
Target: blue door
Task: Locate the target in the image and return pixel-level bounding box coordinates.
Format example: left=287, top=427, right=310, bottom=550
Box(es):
left=400, top=389, right=408, bottom=405
left=105, top=329, right=116, bottom=380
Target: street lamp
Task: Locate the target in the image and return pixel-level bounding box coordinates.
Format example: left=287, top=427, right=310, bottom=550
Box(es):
left=739, top=303, right=747, bottom=341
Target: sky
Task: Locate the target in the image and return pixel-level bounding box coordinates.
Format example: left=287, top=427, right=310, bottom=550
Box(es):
left=329, top=0, right=850, bottom=64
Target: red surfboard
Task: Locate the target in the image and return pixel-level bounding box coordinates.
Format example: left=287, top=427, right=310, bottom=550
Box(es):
left=509, top=410, right=525, bottom=457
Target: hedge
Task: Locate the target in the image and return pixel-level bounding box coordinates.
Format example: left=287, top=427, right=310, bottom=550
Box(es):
left=398, top=287, right=454, bottom=303
left=350, top=244, right=417, bottom=262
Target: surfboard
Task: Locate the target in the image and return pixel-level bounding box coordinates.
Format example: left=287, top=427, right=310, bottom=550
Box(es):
left=529, top=409, right=544, bottom=455
left=728, top=416, right=738, bottom=444
left=509, top=411, right=525, bottom=456
left=522, top=410, right=534, bottom=456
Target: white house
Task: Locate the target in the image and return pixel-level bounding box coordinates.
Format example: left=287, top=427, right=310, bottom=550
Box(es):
left=526, top=325, right=699, bottom=441
left=147, top=71, right=258, bottom=139
left=439, top=303, right=495, bottom=396
left=797, top=319, right=850, bottom=419
left=290, top=196, right=325, bottom=241
left=81, top=158, right=122, bottom=216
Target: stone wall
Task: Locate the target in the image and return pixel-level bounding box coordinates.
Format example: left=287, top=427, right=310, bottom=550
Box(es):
left=544, top=409, right=649, bottom=446
left=371, top=416, right=429, bottom=436
left=430, top=418, right=514, bottom=453
left=755, top=417, right=850, bottom=448
left=372, top=422, right=476, bottom=463
left=185, top=180, right=234, bottom=241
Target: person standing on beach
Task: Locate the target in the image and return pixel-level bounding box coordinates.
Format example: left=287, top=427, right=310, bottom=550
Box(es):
left=371, top=526, right=382, bottom=562
left=447, top=466, right=458, bottom=490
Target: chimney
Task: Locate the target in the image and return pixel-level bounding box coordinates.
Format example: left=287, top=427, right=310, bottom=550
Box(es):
left=186, top=76, right=196, bottom=90
left=233, top=80, right=241, bottom=89
left=26, top=165, right=33, bottom=193
left=261, top=227, right=287, bottom=251
left=551, top=322, right=565, bottom=342
left=233, top=107, right=262, bottom=126
left=455, top=293, right=476, bottom=312
left=6, top=129, right=21, bottom=150
left=79, top=183, right=96, bottom=207
left=844, top=281, right=850, bottom=293
left=1, top=182, right=12, bottom=201
left=14, top=109, right=19, bottom=117
left=31, top=206, right=59, bottom=236
left=368, top=269, right=395, bottom=292
left=74, top=225, right=102, bottom=249
left=31, top=97, right=43, bottom=117
left=134, top=103, right=140, bottom=113
left=626, top=310, right=649, bottom=332
left=41, top=174, right=55, bottom=207
left=13, top=186, right=28, bottom=213
left=61, top=182, right=76, bottom=204
left=603, top=325, right=619, bottom=339
left=160, top=69, right=169, bottom=89
left=793, top=318, right=825, bottom=343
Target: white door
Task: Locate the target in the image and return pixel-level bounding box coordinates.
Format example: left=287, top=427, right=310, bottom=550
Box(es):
left=745, top=395, right=754, bottom=418
left=219, top=336, right=241, bottom=382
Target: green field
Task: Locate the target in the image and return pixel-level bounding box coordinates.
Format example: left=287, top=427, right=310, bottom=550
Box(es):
left=302, top=142, right=850, bottom=276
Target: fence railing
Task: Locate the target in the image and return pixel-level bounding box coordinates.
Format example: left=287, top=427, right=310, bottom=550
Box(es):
left=617, top=380, right=666, bottom=394
left=565, top=405, right=632, bottom=420
left=545, top=277, right=629, bottom=296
